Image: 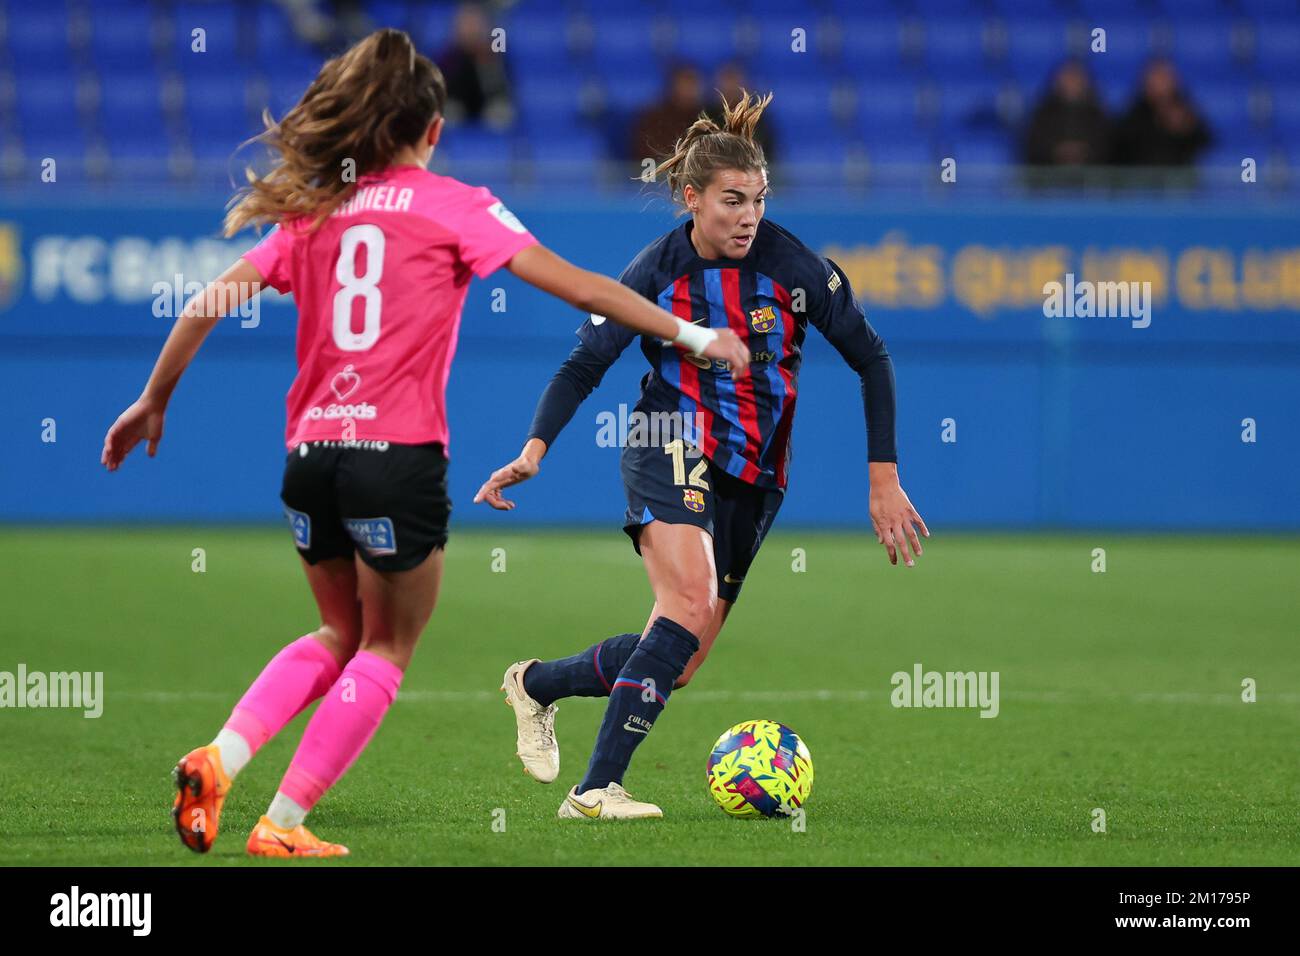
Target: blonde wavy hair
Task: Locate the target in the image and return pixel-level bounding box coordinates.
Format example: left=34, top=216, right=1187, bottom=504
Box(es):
left=649, top=89, right=774, bottom=211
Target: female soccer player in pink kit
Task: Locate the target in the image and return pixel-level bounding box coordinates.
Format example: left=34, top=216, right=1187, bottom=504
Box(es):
left=100, top=29, right=748, bottom=857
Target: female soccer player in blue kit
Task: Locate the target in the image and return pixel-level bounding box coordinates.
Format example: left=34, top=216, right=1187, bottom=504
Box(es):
left=475, top=91, right=928, bottom=819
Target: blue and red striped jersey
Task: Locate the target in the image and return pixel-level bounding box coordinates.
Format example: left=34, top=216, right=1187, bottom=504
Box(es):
left=572, top=217, right=896, bottom=490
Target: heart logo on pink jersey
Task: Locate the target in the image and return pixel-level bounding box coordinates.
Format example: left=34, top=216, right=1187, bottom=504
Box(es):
left=331, top=365, right=361, bottom=401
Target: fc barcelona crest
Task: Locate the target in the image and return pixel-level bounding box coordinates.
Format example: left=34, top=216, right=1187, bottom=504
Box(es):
left=682, top=489, right=706, bottom=513
left=749, top=305, right=776, bottom=333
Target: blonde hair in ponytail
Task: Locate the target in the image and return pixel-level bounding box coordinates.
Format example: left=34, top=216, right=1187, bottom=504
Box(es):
left=223, top=28, right=446, bottom=236
left=650, top=89, right=773, bottom=212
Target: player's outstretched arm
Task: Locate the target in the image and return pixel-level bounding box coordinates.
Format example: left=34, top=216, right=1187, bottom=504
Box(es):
left=473, top=342, right=612, bottom=510
left=506, top=244, right=749, bottom=376
left=869, top=462, right=929, bottom=568
left=101, top=258, right=268, bottom=471
left=473, top=439, right=545, bottom=511
left=811, top=257, right=929, bottom=566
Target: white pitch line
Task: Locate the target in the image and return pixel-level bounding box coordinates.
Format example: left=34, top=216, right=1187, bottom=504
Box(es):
left=116, top=689, right=1300, bottom=706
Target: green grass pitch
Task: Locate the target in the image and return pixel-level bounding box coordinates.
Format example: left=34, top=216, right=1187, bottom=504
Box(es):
left=0, top=528, right=1296, bottom=866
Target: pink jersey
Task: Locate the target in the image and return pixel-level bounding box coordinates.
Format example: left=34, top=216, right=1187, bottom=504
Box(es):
left=242, top=165, right=539, bottom=451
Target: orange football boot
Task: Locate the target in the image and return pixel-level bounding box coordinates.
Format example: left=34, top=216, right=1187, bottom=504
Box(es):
left=246, top=815, right=350, bottom=858
left=171, top=744, right=231, bottom=853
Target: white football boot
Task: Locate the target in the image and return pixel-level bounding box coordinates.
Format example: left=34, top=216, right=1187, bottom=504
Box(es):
left=557, top=783, right=663, bottom=820
left=501, top=660, right=559, bottom=783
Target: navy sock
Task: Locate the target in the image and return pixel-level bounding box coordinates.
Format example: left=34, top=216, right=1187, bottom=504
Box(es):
left=522, top=633, right=640, bottom=707
left=578, top=617, right=699, bottom=794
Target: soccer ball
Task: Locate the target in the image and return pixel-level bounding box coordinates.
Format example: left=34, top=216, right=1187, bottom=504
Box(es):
left=706, top=719, right=813, bottom=818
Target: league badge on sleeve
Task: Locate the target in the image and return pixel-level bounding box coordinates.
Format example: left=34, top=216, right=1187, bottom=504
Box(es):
left=487, top=201, right=528, bottom=234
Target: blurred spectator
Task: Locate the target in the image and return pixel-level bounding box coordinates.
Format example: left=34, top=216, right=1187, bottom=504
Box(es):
left=1112, top=59, right=1212, bottom=167
left=436, top=3, right=514, bottom=130
left=706, top=62, right=777, bottom=162
left=1022, top=59, right=1112, bottom=167
left=628, top=63, right=704, bottom=160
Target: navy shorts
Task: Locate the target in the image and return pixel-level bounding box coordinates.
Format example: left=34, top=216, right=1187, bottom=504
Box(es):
left=621, top=440, right=782, bottom=603
left=280, top=439, right=450, bottom=572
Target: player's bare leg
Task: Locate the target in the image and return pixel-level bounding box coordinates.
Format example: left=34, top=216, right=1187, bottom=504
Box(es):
left=639, top=597, right=732, bottom=688
left=172, top=556, right=361, bottom=853
left=558, top=520, right=714, bottom=820
left=248, top=549, right=443, bottom=857
left=301, top=556, right=364, bottom=667
left=353, top=547, right=443, bottom=670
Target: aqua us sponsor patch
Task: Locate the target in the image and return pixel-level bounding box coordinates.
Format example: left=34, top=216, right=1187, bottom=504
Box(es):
left=284, top=506, right=311, bottom=549
left=344, top=517, right=397, bottom=556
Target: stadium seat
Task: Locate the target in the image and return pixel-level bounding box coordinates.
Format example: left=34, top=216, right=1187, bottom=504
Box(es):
left=859, top=139, right=936, bottom=177
left=856, top=79, right=923, bottom=137
left=836, top=17, right=908, bottom=76
left=1150, top=0, right=1234, bottom=13
left=1254, top=20, right=1300, bottom=83
left=592, top=71, right=661, bottom=114
left=917, top=18, right=990, bottom=75
left=439, top=125, right=517, bottom=180
left=945, top=134, right=1018, bottom=169
left=1270, top=84, right=1300, bottom=132
left=748, top=19, right=835, bottom=77
left=1196, top=80, right=1263, bottom=133
left=87, top=4, right=161, bottom=71
left=939, top=79, right=1011, bottom=132
left=586, top=13, right=675, bottom=72
left=771, top=130, right=849, bottom=189
left=990, top=0, right=1071, bottom=16
left=252, top=4, right=296, bottom=64
left=409, top=6, right=457, bottom=54
left=260, top=52, right=325, bottom=117
left=514, top=72, right=586, bottom=131
left=1201, top=137, right=1278, bottom=170
left=5, top=7, right=72, bottom=72
left=1004, top=21, right=1070, bottom=87
left=19, top=125, right=88, bottom=171
left=97, top=70, right=167, bottom=141
left=526, top=128, right=606, bottom=186
left=675, top=15, right=740, bottom=65
left=184, top=74, right=261, bottom=155
left=367, top=0, right=413, bottom=32
left=171, top=2, right=242, bottom=69
left=1170, top=21, right=1232, bottom=70
left=763, top=82, right=834, bottom=143
left=14, top=73, right=80, bottom=134
left=1236, top=0, right=1300, bottom=16
left=500, top=10, right=575, bottom=71
left=1075, top=0, right=1165, bottom=16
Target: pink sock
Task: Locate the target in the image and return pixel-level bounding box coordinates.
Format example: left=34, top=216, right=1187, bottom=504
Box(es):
left=277, top=651, right=404, bottom=811
left=224, top=635, right=344, bottom=754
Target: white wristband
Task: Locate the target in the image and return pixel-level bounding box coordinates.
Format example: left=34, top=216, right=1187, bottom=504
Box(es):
left=673, top=318, right=718, bottom=355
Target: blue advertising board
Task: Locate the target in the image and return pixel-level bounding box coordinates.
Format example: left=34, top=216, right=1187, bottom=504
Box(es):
left=1, top=194, right=1296, bottom=529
